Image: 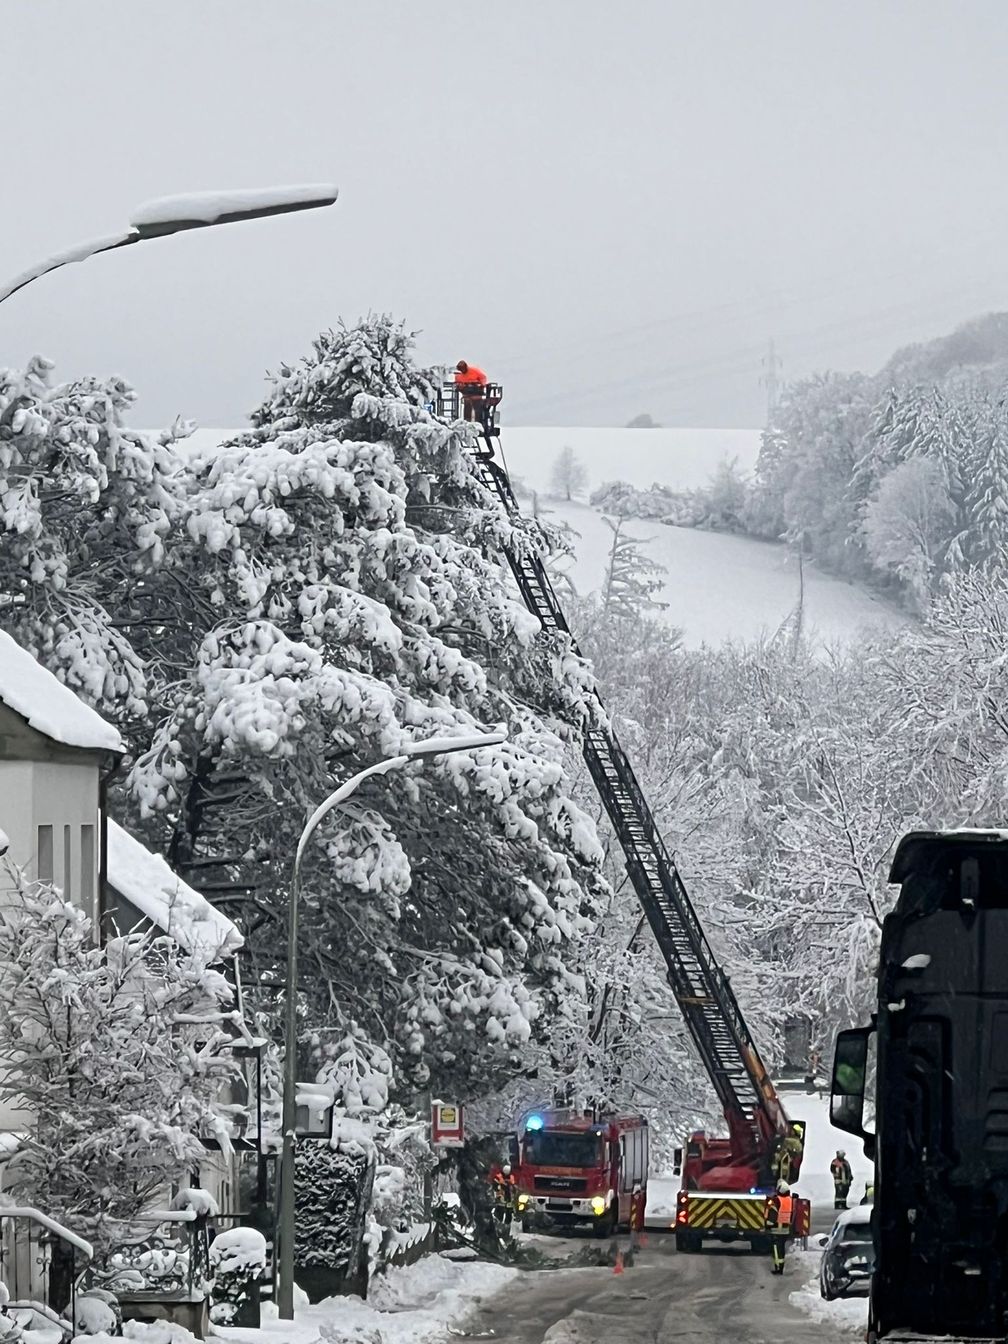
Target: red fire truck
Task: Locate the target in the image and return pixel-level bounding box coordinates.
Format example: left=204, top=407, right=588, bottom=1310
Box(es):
left=512, top=1108, right=648, bottom=1236
left=442, top=398, right=811, bottom=1262
left=672, top=1124, right=810, bottom=1252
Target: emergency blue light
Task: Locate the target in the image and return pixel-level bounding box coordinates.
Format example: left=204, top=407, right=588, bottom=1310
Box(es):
left=526, top=1114, right=544, bottom=1131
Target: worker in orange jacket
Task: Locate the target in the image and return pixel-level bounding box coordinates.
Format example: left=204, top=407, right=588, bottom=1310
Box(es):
left=766, top=1180, right=795, bottom=1275
left=454, top=360, right=489, bottom=423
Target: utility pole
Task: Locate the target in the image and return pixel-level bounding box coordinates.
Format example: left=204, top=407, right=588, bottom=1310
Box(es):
left=761, top=338, right=782, bottom=425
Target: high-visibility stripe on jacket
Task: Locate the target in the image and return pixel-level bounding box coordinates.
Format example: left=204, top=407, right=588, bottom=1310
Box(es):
left=770, top=1194, right=794, bottom=1228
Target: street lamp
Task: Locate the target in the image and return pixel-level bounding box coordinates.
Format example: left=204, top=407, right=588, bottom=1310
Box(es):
left=0, top=183, right=338, bottom=307
left=277, top=730, right=507, bottom=1319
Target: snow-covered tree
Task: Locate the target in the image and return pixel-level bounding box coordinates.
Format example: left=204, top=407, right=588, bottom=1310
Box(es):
left=549, top=445, right=589, bottom=501
left=863, top=457, right=956, bottom=609
left=704, top=456, right=748, bottom=530
left=128, top=316, right=607, bottom=1109
left=0, top=356, right=189, bottom=737
left=970, top=398, right=1008, bottom=568
left=598, top=515, right=667, bottom=623
left=0, top=867, right=241, bottom=1304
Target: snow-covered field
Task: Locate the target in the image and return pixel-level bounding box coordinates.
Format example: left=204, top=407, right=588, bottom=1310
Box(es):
left=546, top=499, right=904, bottom=647
left=501, top=425, right=762, bottom=496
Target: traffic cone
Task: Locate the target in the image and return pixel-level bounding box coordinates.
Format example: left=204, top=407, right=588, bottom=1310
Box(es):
left=613, top=1247, right=624, bottom=1275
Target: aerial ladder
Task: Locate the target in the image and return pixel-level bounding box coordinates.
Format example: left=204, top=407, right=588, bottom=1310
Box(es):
left=433, top=381, right=801, bottom=1226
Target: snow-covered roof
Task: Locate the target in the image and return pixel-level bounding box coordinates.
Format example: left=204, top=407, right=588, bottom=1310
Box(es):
left=106, top=820, right=243, bottom=957
left=0, top=629, right=124, bottom=753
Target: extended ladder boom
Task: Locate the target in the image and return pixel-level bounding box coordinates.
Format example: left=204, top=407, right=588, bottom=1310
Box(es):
left=468, top=437, right=789, bottom=1155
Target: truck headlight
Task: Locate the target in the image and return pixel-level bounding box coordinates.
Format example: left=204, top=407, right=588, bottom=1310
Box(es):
left=591, top=1196, right=607, bottom=1215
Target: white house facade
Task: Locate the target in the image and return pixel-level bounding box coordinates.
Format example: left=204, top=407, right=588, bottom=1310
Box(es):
left=0, top=631, right=257, bottom=1301
left=0, top=630, right=123, bottom=926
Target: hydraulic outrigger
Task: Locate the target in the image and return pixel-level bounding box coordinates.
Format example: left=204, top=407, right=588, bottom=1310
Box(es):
left=433, top=380, right=801, bottom=1207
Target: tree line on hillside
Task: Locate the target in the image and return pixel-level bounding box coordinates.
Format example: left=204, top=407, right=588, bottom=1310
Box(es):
left=584, top=314, right=1008, bottom=616
left=746, top=373, right=1008, bottom=611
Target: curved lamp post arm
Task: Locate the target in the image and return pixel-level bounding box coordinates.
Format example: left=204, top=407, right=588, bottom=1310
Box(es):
left=0, top=183, right=338, bottom=309
left=292, top=731, right=506, bottom=874
left=293, top=753, right=410, bottom=873
left=0, top=229, right=140, bottom=307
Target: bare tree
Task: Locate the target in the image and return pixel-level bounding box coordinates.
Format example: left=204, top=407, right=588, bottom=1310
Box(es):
left=549, top=445, right=589, bottom=501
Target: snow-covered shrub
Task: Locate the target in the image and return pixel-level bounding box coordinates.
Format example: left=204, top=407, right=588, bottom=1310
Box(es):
left=73, top=1291, right=120, bottom=1336
left=208, top=1228, right=267, bottom=1326
left=293, top=1142, right=373, bottom=1294
left=0, top=866, right=241, bottom=1256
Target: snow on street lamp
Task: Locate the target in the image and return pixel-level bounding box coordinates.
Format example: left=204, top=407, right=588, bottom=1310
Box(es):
left=0, top=183, right=338, bottom=307
left=277, top=729, right=507, bottom=1320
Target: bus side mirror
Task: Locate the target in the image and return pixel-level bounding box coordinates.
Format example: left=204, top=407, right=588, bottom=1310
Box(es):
left=831, top=1027, right=874, bottom=1149
left=673, top=1146, right=683, bottom=1175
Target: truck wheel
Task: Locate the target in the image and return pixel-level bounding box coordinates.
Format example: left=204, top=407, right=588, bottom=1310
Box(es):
left=675, top=1232, right=699, bottom=1253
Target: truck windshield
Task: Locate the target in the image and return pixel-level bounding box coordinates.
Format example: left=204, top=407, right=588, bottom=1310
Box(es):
left=523, top=1132, right=602, bottom=1167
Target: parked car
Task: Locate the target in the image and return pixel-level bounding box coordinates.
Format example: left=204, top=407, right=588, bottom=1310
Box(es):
left=819, top=1206, right=874, bottom=1300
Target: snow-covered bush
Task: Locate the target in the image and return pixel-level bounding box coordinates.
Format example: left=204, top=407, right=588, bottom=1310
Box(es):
left=0, top=866, right=241, bottom=1256
left=208, top=1228, right=267, bottom=1325
left=590, top=479, right=703, bottom=527
left=74, top=1291, right=120, bottom=1336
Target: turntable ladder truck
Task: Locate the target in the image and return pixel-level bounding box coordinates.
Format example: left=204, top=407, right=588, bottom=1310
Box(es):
left=433, top=381, right=804, bottom=1251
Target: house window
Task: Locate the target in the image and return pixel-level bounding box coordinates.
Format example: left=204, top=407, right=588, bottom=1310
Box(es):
left=37, top=826, right=53, bottom=882
left=63, top=825, right=72, bottom=900
left=80, top=825, right=95, bottom=914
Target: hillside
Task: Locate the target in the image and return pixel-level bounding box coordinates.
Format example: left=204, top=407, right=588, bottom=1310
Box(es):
left=882, top=311, right=1008, bottom=388
left=181, top=427, right=902, bottom=648
left=545, top=499, right=903, bottom=647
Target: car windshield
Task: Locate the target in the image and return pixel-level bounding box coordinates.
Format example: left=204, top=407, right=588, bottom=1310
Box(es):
left=840, top=1227, right=873, bottom=1246
left=523, top=1131, right=602, bottom=1167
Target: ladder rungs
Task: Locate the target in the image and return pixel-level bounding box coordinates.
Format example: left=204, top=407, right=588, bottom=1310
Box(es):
left=473, top=438, right=768, bottom=1124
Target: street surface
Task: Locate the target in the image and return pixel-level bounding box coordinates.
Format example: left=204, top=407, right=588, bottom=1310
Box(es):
left=450, top=1227, right=852, bottom=1344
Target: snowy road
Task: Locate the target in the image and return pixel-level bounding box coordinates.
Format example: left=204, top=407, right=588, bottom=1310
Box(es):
left=448, top=1232, right=853, bottom=1344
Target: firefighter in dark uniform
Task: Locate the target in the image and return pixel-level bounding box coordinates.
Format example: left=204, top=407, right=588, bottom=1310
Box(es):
left=770, top=1124, right=804, bottom=1186
left=831, top=1149, right=853, bottom=1208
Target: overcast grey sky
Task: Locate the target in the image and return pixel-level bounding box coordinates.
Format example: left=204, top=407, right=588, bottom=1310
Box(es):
left=3, top=0, right=1007, bottom=429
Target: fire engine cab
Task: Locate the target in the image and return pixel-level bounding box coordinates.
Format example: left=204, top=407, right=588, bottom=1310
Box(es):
left=512, top=1108, right=648, bottom=1237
